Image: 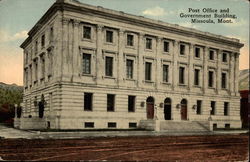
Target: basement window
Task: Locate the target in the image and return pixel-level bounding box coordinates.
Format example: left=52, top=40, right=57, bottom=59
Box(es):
left=108, top=122, right=117, bottom=128
left=85, top=122, right=94, bottom=128
left=129, top=123, right=137, bottom=128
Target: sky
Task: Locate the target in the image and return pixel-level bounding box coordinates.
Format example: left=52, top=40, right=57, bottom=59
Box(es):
left=0, top=0, right=249, bottom=86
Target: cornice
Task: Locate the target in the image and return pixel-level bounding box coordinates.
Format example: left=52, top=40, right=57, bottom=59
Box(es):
left=20, top=0, right=244, bottom=50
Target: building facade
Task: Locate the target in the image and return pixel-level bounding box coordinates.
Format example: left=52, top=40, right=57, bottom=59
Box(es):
left=17, top=0, right=244, bottom=130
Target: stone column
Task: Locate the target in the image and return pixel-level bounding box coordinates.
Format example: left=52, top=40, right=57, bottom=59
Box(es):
left=96, top=24, right=103, bottom=84
left=137, top=33, right=144, bottom=87
left=234, top=53, right=240, bottom=96
left=68, top=20, right=73, bottom=78
left=216, top=49, right=222, bottom=94
left=62, top=18, right=70, bottom=78
left=188, top=43, right=194, bottom=91
left=155, top=37, right=162, bottom=89
left=72, top=20, right=80, bottom=78
left=203, top=47, right=209, bottom=93
left=172, top=40, right=179, bottom=90
left=118, top=29, right=124, bottom=87
left=229, top=52, right=235, bottom=95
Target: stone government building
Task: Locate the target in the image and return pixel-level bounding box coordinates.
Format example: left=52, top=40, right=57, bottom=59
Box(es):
left=15, top=0, right=244, bottom=131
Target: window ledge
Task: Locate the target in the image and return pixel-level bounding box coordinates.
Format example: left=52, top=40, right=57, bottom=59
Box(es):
left=178, top=84, right=187, bottom=87
left=163, top=51, right=170, bottom=55
left=194, top=57, right=202, bottom=60
left=193, top=85, right=202, bottom=88
left=82, top=74, right=93, bottom=77
left=145, top=48, right=153, bottom=52
left=208, top=60, right=216, bottom=63
left=144, top=80, right=154, bottom=84
left=104, top=42, right=116, bottom=46
left=125, top=45, right=136, bottom=49
left=104, top=76, right=116, bottom=80
left=126, top=78, right=136, bottom=81
left=82, top=38, right=94, bottom=42
left=179, top=54, right=187, bottom=57
left=208, top=87, right=216, bottom=89
left=162, top=82, right=171, bottom=85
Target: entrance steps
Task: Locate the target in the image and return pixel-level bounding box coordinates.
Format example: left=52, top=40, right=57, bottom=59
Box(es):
left=139, top=120, right=211, bottom=132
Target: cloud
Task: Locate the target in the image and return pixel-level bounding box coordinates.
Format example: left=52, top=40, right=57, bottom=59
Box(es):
left=179, top=22, right=198, bottom=29
left=142, top=6, right=166, bottom=17
left=0, top=30, right=28, bottom=43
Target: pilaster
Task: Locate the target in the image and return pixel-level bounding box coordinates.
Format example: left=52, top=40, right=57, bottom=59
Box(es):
left=216, top=49, right=222, bottom=94
left=203, top=46, right=208, bottom=94
left=229, top=52, right=235, bottom=95
left=234, top=53, right=240, bottom=96
left=137, top=32, right=144, bottom=87
left=188, top=43, right=194, bottom=91
left=172, top=40, right=179, bottom=90
left=72, top=20, right=80, bottom=78
left=118, top=29, right=124, bottom=87
left=62, top=18, right=70, bottom=78
left=155, top=37, right=162, bottom=89
left=96, top=24, right=104, bottom=84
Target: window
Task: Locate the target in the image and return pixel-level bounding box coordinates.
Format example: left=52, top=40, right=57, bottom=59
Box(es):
left=209, top=50, right=214, bottom=60
left=50, top=27, right=53, bottom=42
left=25, top=69, right=28, bottom=87
left=145, top=62, right=152, bottom=81
left=194, top=69, right=200, bottom=86
left=83, top=26, right=91, bottom=39
left=222, top=53, right=227, bottom=62
left=195, top=47, right=200, bottom=58
left=179, top=67, right=185, bottom=84
left=180, top=44, right=185, bottom=55
left=211, top=101, right=216, bottom=115
left=221, top=72, right=227, bottom=89
left=35, top=41, right=38, bottom=53
left=105, top=56, right=113, bottom=77
left=29, top=65, right=32, bottom=86
left=129, top=122, right=137, bottom=128
left=128, top=96, right=135, bottom=112
left=163, top=65, right=169, bottom=83
left=106, top=30, right=113, bottom=43
left=107, top=94, right=115, bottom=112
left=35, top=61, right=38, bottom=81
left=108, top=122, right=116, bottom=128
left=127, top=34, right=134, bottom=46
left=48, top=51, right=53, bottom=76
left=82, top=54, right=91, bottom=74
left=224, top=102, right=229, bottom=116
left=208, top=71, right=214, bottom=87
left=41, top=57, right=45, bottom=79
left=163, top=41, right=169, bottom=52
left=41, top=35, right=45, bottom=48
left=126, top=59, right=133, bottom=79
left=84, top=93, right=93, bottom=111
left=146, top=38, right=152, bottom=49
left=196, top=100, right=202, bottom=115
left=85, top=122, right=94, bottom=128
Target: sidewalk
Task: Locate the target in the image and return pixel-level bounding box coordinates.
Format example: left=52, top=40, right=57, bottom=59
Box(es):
left=0, top=124, right=248, bottom=139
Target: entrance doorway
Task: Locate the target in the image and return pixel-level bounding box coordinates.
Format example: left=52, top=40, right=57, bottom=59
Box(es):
left=181, top=99, right=187, bottom=120
left=146, top=97, right=154, bottom=119
left=164, top=98, right=171, bottom=120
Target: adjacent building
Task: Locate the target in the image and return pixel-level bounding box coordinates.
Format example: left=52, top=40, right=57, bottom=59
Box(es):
left=16, top=0, right=244, bottom=130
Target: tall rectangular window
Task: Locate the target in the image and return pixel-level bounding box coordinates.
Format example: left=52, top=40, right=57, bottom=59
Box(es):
left=208, top=71, right=214, bottom=87
left=196, top=100, right=202, bottom=115
left=146, top=38, right=152, bottom=49
left=41, top=35, right=45, bottom=48
left=105, top=56, right=113, bottom=77
left=25, top=69, right=28, bottom=87
left=163, top=65, right=169, bottom=83
left=180, top=44, right=185, bottom=55
left=145, top=62, right=152, bottom=81
left=128, top=96, right=135, bottom=112
left=106, top=30, right=113, bottom=43
left=41, top=57, right=45, bottom=79
left=194, top=69, right=200, bottom=86
left=221, top=72, right=227, bottom=89
left=179, top=67, right=185, bottom=84
left=209, top=50, right=214, bottom=60
left=127, top=34, right=134, bottom=46
left=211, top=101, right=216, bottom=115
left=126, top=59, right=133, bottom=79
left=82, top=54, right=91, bottom=74
left=35, top=41, right=38, bottom=53
left=50, top=27, right=54, bottom=42
left=222, top=53, right=227, bottom=62
left=35, top=62, right=38, bottom=81
left=83, top=26, right=91, bottom=39
left=163, top=41, right=169, bottom=52
left=224, top=102, right=229, bottom=116
left=84, top=93, right=93, bottom=111
left=195, top=47, right=200, bottom=58
left=107, top=94, right=115, bottom=112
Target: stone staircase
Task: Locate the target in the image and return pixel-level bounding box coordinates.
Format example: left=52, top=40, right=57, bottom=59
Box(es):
left=140, top=120, right=211, bottom=132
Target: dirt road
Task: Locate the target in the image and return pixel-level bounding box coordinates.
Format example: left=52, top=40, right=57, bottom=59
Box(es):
left=0, top=134, right=248, bottom=161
